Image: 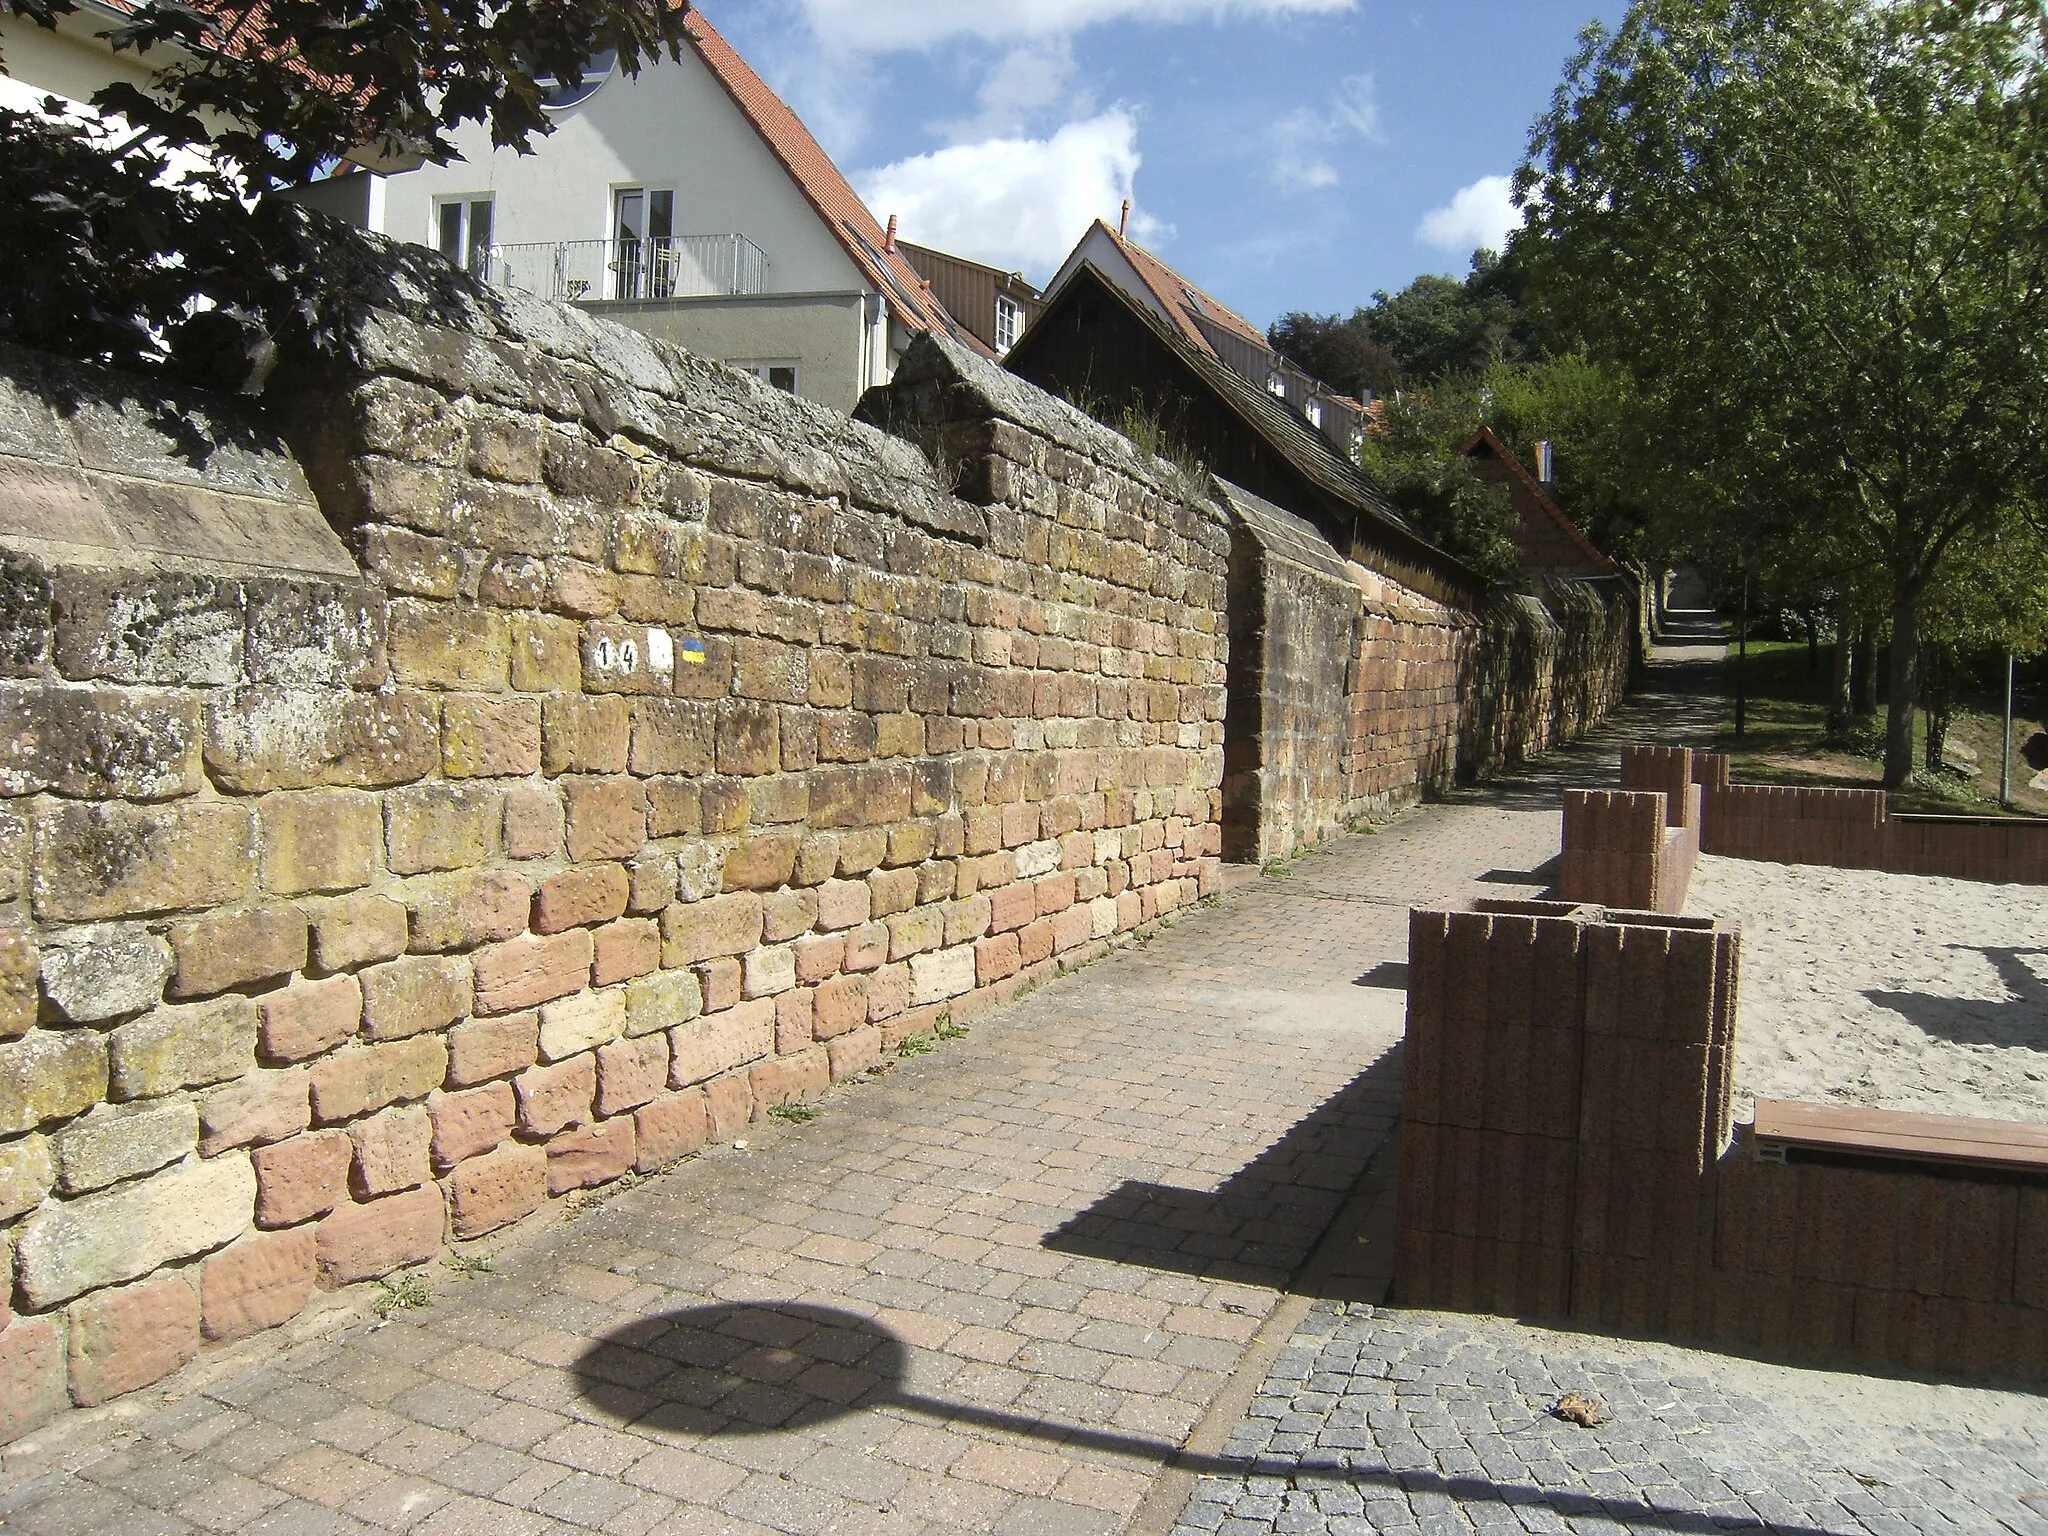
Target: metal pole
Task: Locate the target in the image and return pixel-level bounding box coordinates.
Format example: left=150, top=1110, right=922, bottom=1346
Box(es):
left=1735, top=568, right=1749, bottom=741
left=2003, top=652, right=2015, bottom=805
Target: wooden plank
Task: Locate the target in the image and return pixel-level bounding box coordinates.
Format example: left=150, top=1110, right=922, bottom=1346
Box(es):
left=1753, top=1098, right=2048, bottom=1173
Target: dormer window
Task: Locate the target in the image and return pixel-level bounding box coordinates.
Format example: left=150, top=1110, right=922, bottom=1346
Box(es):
left=1306, top=398, right=1323, bottom=429
left=1267, top=372, right=1287, bottom=399
left=995, top=295, right=1022, bottom=352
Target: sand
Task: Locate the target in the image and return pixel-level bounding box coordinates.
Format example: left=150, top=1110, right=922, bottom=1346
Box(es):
left=1685, top=853, right=2048, bottom=1124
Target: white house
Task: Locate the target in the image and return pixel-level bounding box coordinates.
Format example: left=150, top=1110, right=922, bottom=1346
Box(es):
left=295, top=8, right=978, bottom=411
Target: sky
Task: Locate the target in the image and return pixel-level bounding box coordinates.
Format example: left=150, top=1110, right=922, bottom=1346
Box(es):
left=710, top=0, right=1627, bottom=333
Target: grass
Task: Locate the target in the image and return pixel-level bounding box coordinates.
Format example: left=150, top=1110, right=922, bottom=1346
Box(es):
left=1718, top=638, right=2045, bottom=817
left=766, top=1101, right=819, bottom=1124
left=373, top=1272, right=435, bottom=1317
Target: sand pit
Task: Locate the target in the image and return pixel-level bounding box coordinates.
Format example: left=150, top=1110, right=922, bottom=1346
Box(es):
left=1686, top=854, right=2048, bottom=1124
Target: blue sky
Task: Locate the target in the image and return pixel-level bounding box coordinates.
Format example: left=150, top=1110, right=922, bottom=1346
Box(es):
left=712, top=0, right=1626, bottom=332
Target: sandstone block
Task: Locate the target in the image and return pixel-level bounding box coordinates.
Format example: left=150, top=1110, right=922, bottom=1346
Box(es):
left=446, top=1011, right=539, bottom=1087
left=668, top=1000, right=774, bottom=1088
left=515, top=1053, right=595, bottom=1136
left=204, top=688, right=437, bottom=794
left=816, top=879, right=870, bottom=931
left=705, top=1072, right=752, bottom=1140
left=867, top=963, right=911, bottom=1022
left=761, top=889, right=818, bottom=944
left=168, top=907, right=307, bottom=1000
left=625, top=970, right=701, bottom=1038
left=442, top=696, right=541, bottom=778
left=627, top=850, right=679, bottom=912
left=842, top=922, right=889, bottom=973
left=750, top=1047, right=828, bottom=1110
left=0, top=686, right=201, bottom=801
left=198, top=1067, right=310, bottom=1154
left=887, top=906, right=944, bottom=962
left=52, top=571, right=241, bottom=686
left=793, top=934, right=845, bottom=986
left=406, top=871, right=529, bottom=953
left=0, top=1029, right=107, bottom=1135
left=110, top=997, right=257, bottom=1100
left=546, top=1117, right=635, bottom=1194
left=628, top=698, right=715, bottom=777
left=592, top=918, right=661, bottom=987
left=868, top=866, right=918, bottom=919
left=976, top=932, right=1021, bottom=986
left=0, top=1316, right=65, bottom=1444
left=36, top=923, right=169, bottom=1024
left=535, top=863, right=630, bottom=934
left=826, top=1027, right=881, bottom=1081
left=0, top=1133, right=52, bottom=1222
left=308, top=1037, right=447, bottom=1124
left=52, top=1099, right=197, bottom=1195
left=541, top=695, right=630, bottom=775
left=201, top=1226, right=317, bottom=1342
left=596, top=1034, right=668, bottom=1117
left=31, top=800, right=255, bottom=922
left=428, top=1082, right=515, bottom=1171
left=473, top=929, right=593, bottom=1014
left=445, top=1141, right=545, bottom=1239
left=538, top=988, right=625, bottom=1062
left=774, top=990, right=812, bottom=1053
left=309, top=894, right=408, bottom=972
left=510, top=613, right=581, bottom=693
left=634, top=1091, right=709, bottom=1170
left=66, top=1273, right=200, bottom=1407
left=0, top=927, right=33, bottom=1039
left=349, top=1105, right=432, bottom=1197
left=812, top=975, right=869, bottom=1041
left=252, top=1130, right=353, bottom=1227
left=723, top=831, right=799, bottom=892
left=715, top=699, right=779, bottom=776
left=315, top=1186, right=445, bottom=1286
left=836, top=826, right=888, bottom=877
left=698, top=955, right=742, bottom=1011
left=661, top=892, right=763, bottom=967
left=911, top=945, right=977, bottom=1006
left=387, top=602, right=510, bottom=691
left=241, top=579, right=386, bottom=689
left=385, top=783, right=503, bottom=875
left=258, top=790, right=380, bottom=897
left=16, top=1151, right=254, bottom=1308
left=563, top=777, right=647, bottom=862
left=361, top=955, right=472, bottom=1042
left=259, top=974, right=361, bottom=1062
left=504, top=783, right=565, bottom=859
left=743, top=946, right=796, bottom=999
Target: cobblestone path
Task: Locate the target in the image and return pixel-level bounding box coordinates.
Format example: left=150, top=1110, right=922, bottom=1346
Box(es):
left=1173, top=1303, right=2048, bottom=1536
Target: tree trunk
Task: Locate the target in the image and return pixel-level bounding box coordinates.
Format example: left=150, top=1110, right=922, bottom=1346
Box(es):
left=1922, top=643, right=1956, bottom=775
left=1805, top=610, right=1820, bottom=671
left=1853, top=627, right=1877, bottom=716
left=1827, top=606, right=1854, bottom=737
left=1883, top=586, right=1921, bottom=789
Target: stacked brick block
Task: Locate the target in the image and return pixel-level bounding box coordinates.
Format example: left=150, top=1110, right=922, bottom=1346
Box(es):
left=0, top=257, right=1227, bottom=1437
left=1397, top=891, right=2048, bottom=1384
left=1560, top=746, right=1704, bottom=912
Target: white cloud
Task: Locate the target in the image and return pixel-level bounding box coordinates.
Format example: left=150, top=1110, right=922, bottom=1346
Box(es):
left=1415, top=174, right=1522, bottom=255
left=1268, top=72, right=1381, bottom=191
left=858, top=109, right=1162, bottom=278
left=934, top=39, right=1088, bottom=142
left=790, top=0, right=1355, bottom=54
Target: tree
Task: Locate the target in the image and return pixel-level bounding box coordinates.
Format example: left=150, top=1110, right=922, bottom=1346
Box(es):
left=1357, top=383, right=1521, bottom=583
left=1, top=0, right=690, bottom=377
left=1265, top=311, right=1402, bottom=400
left=1519, top=0, right=2048, bottom=787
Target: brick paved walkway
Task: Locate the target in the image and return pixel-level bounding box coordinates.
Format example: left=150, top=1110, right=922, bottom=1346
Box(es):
left=1173, top=1303, right=2048, bottom=1536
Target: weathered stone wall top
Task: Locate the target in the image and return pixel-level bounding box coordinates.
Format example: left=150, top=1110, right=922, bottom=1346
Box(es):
left=0, top=343, right=353, bottom=581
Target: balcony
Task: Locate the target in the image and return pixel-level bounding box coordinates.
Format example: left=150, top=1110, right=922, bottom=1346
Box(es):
left=481, top=234, right=770, bottom=304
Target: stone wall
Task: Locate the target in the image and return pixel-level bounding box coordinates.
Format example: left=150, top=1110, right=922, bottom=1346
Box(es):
left=1217, top=484, right=1635, bottom=862
left=0, top=233, right=1228, bottom=1439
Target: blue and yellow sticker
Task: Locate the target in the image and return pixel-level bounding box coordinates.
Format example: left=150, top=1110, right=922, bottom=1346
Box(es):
left=678, top=637, right=708, bottom=667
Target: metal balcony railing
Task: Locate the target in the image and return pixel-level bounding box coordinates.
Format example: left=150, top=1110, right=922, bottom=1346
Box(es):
left=482, top=234, right=769, bottom=303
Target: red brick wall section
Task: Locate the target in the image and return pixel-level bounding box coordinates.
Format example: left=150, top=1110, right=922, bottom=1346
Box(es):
left=0, top=301, right=1228, bottom=1435
left=1397, top=895, right=2048, bottom=1383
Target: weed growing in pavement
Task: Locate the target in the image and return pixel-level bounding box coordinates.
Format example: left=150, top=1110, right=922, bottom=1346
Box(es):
left=934, top=1015, right=968, bottom=1042
left=442, top=1251, right=494, bottom=1279
left=767, top=1101, right=819, bottom=1124
left=373, top=1273, right=435, bottom=1317
left=897, top=1033, right=936, bottom=1057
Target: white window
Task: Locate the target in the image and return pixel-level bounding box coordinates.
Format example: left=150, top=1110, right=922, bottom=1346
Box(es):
left=435, top=196, right=494, bottom=276
left=612, top=186, right=675, bottom=299
left=994, top=295, right=1022, bottom=352
left=1305, top=398, right=1323, bottom=429
left=1267, top=371, right=1288, bottom=399
left=731, top=359, right=800, bottom=394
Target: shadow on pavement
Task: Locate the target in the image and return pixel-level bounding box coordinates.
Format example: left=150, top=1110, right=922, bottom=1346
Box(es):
left=570, top=1300, right=1854, bottom=1536
left=1039, top=1050, right=1403, bottom=1290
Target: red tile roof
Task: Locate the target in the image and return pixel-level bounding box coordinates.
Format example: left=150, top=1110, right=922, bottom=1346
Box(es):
left=1090, top=220, right=1270, bottom=358
left=682, top=9, right=988, bottom=354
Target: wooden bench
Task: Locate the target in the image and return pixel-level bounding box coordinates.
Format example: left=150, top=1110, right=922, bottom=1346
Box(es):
left=1753, top=1098, right=2048, bottom=1173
